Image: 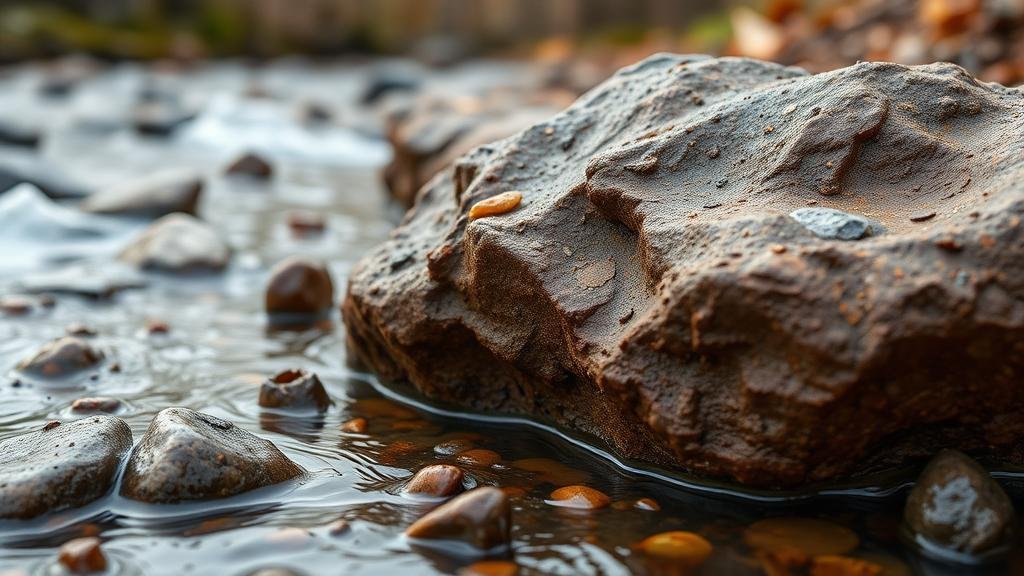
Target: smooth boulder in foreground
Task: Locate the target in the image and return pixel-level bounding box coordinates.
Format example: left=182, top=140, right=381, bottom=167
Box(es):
left=343, top=54, right=1024, bottom=488
left=0, top=416, right=132, bottom=519
left=120, top=407, right=303, bottom=503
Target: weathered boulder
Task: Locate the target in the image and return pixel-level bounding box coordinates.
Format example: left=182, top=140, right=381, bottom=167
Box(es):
left=121, top=407, right=303, bottom=503
left=904, top=450, right=1015, bottom=555
left=119, top=213, right=230, bottom=272
left=344, top=54, right=1024, bottom=488
left=81, top=169, right=202, bottom=218
left=0, top=416, right=132, bottom=519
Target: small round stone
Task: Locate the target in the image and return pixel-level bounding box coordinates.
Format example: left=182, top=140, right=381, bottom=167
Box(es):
left=258, top=369, right=332, bottom=412
left=58, top=537, right=107, bottom=573
left=547, top=485, right=611, bottom=510
left=456, top=449, right=501, bottom=467
left=405, top=464, right=466, bottom=498
left=265, top=257, right=334, bottom=319
left=639, top=531, right=712, bottom=566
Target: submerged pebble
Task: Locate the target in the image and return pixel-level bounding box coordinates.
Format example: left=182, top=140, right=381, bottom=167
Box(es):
left=17, top=336, right=103, bottom=379
left=265, top=257, right=334, bottom=322
left=547, top=485, right=611, bottom=510
left=405, top=464, right=466, bottom=498
left=58, top=537, right=108, bottom=573
left=259, top=369, right=332, bottom=412
left=904, top=450, right=1015, bottom=556
left=226, top=152, right=274, bottom=179
left=405, top=486, right=511, bottom=550
left=638, top=531, right=713, bottom=567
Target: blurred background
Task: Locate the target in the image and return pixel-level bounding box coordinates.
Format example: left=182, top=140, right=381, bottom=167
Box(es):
left=1, top=0, right=1023, bottom=84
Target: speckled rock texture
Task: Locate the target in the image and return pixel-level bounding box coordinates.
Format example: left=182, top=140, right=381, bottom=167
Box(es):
left=344, top=54, right=1024, bottom=488
left=121, top=407, right=303, bottom=502
left=0, top=416, right=132, bottom=519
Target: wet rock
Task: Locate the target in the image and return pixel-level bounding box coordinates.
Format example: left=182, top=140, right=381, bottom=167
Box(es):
left=70, top=397, right=123, bottom=414
left=405, top=487, right=511, bottom=550
left=340, top=417, right=367, bottom=433
left=226, top=152, right=273, bottom=179
left=65, top=323, right=98, bottom=337
left=120, top=407, right=303, bottom=503
left=259, top=369, right=332, bottom=412
left=81, top=169, right=202, bottom=218
left=904, top=450, right=1015, bottom=555
left=17, top=337, right=103, bottom=379
left=287, top=211, right=326, bottom=237
left=0, top=415, right=132, bottom=519
left=119, top=213, right=231, bottom=273
left=58, top=537, right=108, bottom=573
left=0, top=155, right=91, bottom=199
left=0, top=295, right=33, bottom=316
left=344, top=55, right=1024, bottom=487
left=265, top=257, right=334, bottom=321
left=0, top=121, right=42, bottom=149
left=132, top=101, right=196, bottom=137
left=546, top=485, right=611, bottom=510
left=405, top=464, right=466, bottom=498
left=789, top=207, right=880, bottom=240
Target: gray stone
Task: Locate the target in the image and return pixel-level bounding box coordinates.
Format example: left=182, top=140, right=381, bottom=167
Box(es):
left=789, top=207, right=879, bottom=240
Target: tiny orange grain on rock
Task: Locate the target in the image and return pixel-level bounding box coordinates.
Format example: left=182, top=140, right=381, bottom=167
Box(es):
left=639, top=531, right=713, bottom=566
left=469, top=191, right=522, bottom=220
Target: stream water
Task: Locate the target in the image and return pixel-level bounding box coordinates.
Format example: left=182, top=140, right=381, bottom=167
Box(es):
left=0, top=59, right=1019, bottom=576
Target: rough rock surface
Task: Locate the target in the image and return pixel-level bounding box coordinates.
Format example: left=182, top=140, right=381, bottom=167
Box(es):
left=344, top=54, right=1024, bottom=488
left=904, top=450, right=1015, bottom=555
left=0, top=416, right=132, bottom=519
left=121, top=407, right=303, bottom=503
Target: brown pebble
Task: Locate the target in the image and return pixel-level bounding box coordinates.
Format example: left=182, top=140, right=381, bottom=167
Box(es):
left=327, top=519, right=351, bottom=536
left=547, top=485, right=611, bottom=509
left=43, top=420, right=61, bottom=431
left=226, top=152, right=273, bottom=179
left=456, top=449, right=501, bottom=467
left=65, top=323, right=97, bottom=337
left=459, top=560, right=518, bottom=576
left=909, top=211, right=936, bottom=222
left=770, top=244, right=787, bottom=254
left=287, top=211, right=326, bottom=237
left=406, top=464, right=466, bottom=498
left=146, top=319, right=170, bottom=335
left=405, top=487, right=511, bottom=550
left=434, top=439, right=475, bottom=456
left=0, top=295, right=32, bottom=316
left=635, top=497, right=661, bottom=511
left=58, top=537, right=107, bottom=573
left=259, top=369, right=332, bottom=412
left=340, top=417, right=367, bottom=433
left=935, top=237, right=962, bottom=251
left=17, top=337, right=103, bottom=378
left=71, top=397, right=123, bottom=414
left=265, top=257, right=334, bottom=319
left=469, top=191, right=522, bottom=220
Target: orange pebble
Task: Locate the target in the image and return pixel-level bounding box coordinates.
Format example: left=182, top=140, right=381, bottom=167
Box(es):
left=745, top=518, right=859, bottom=557
left=340, top=417, right=367, bottom=433
left=459, top=560, right=518, bottom=576
left=635, top=497, right=660, bottom=511
left=547, top=485, right=611, bottom=509
left=405, top=464, right=466, bottom=498
left=456, top=448, right=501, bottom=467
left=810, top=555, right=883, bottom=576
left=639, top=531, right=713, bottom=566
left=469, top=191, right=522, bottom=220
left=58, top=537, right=107, bottom=573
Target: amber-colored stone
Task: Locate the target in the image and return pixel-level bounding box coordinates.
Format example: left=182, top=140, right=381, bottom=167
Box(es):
left=287, top=211, right=326, bottom=237
left=58, top=537, right=107, bottom=573
left=634, top=497, right=660, bottom=511
left=469, top=191, right=522, bottom=220
left=70, top=397, right=123, bottom=414
left=745, top=518, right=859, bottom=557
left=459, top=560, right=518, bottom=576
left=434, top=438, right=475, bottom=456
left=810, top=555, right=883, bottom=576
left=547, top=485, right=611, bottom=509
left=405, top=464, right=465, bottom=498
left=405, top=487, right=511, bottom=550
left=639, top=531, right=713, bottom=566
left=340, top=417, right=367, bottom=433
left=456, top=448, right=501, bottom=467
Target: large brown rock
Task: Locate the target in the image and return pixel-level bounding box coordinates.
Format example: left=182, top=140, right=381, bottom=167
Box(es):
left=0, top=416, right=132, bottom=519
left=343, top=54, right=1024, bottom=488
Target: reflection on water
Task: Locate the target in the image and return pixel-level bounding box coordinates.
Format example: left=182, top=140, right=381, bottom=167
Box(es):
left=0, top=60, right=1019, bottom=576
